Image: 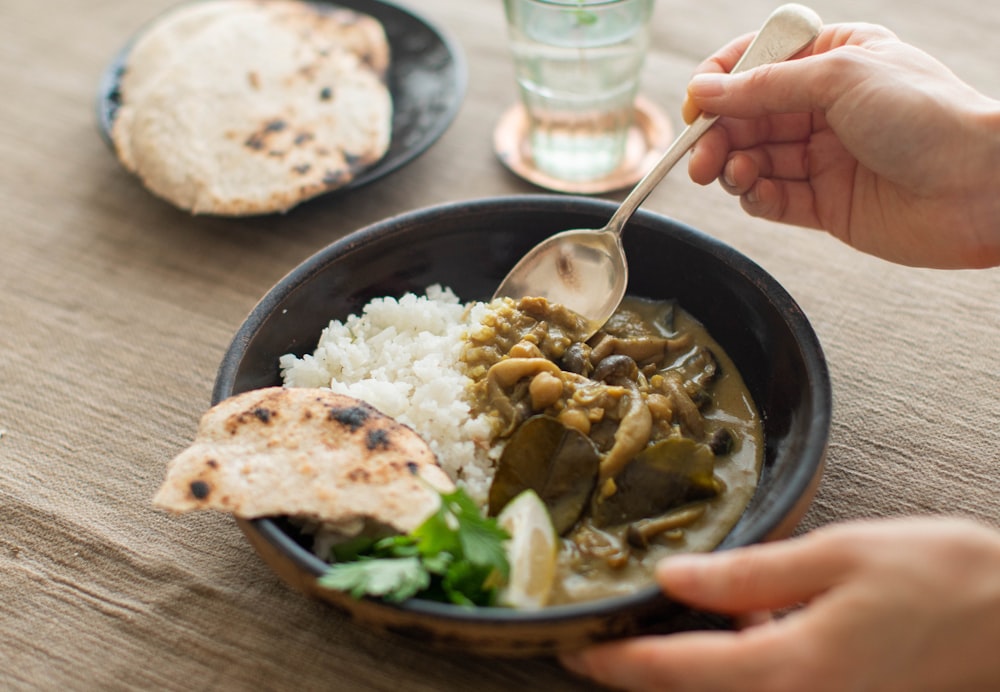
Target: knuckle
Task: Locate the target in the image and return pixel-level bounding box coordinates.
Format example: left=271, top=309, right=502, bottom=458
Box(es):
left=740, top=64, right=776, bottom=96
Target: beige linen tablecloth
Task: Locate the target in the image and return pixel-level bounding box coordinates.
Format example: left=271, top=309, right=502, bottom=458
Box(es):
left=2, top=0, right=998, bottom=689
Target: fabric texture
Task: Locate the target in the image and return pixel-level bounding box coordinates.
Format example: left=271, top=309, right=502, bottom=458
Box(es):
left=1, top=0, right=998, bottom=689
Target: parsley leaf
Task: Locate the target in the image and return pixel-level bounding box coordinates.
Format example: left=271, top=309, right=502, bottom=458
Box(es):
left=454, top=510, right=510, bottom=580
left=329, top=535, right=378, bottom=563
left=318, top=556, right=429, bottom=603
left=318, top=487, right=510, bottom=607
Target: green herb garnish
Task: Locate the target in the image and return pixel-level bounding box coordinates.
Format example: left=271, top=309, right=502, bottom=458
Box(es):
left=318, top=487, right=510, bottom=607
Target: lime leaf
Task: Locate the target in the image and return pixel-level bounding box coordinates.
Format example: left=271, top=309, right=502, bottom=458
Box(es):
left=488, top=414, right=599, bottom=535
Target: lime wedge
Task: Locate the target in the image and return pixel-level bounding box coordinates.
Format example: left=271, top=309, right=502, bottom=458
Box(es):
left=496, top=489, right=558, bottom=610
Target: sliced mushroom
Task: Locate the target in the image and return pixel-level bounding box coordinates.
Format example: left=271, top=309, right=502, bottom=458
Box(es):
left=590, top=355, right=653, bottom=482
left=485, top=357, right=565, bottom=434
left=487, top=357, right=563, bottom=389
left=626, top=503, right=707, bottom=549
left=597, top=382, right=652, bottom=482
left=660, top=372, right=705, bottom=439
left=707, top=427, right=737, bottom=456
left=590, top=335, right=669, bottom=365
left=559, top=342, right=593, bottom=376
left=674, top=345, right=720, bottom=396
left=592, top=353, right=639, bottom=383
left=570, top=522, right=631, bottom=570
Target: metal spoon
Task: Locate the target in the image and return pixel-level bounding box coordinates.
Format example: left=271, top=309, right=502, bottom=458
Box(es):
left=493, top=3, right=823, bottom=337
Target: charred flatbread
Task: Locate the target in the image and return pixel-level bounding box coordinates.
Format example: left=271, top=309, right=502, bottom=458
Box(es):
left=153, top=387, right=455, bottom=535
left=112, top=0, right=392, bottom=215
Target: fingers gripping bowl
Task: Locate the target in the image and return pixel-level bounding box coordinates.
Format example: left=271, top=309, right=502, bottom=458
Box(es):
left=213, top=195, right=831, bottom=656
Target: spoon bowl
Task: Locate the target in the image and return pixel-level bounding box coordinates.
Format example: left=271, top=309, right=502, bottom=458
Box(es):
left=491, top=226, right=627, bottom=335
left=494, top=3, right=823, bottom=337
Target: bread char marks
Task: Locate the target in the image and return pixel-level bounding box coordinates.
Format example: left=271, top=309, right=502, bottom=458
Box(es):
left=111, top=0, right=392, bottom=216
left=154, top=387, right=454, bottom=534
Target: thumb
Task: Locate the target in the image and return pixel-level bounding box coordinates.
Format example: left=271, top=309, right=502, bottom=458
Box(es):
left=656, top=531, right=855, bottom=614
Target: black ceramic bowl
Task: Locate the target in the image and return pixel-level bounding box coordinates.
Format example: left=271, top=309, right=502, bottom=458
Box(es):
left=214, top=195, right=831, bottom=656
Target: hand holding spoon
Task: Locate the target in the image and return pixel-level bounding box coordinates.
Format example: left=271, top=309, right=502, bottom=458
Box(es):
left=493, top=4, right=823, bottom=338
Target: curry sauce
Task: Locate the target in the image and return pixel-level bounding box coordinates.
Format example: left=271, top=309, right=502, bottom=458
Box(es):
left=463, top=295, right=763, bottom=605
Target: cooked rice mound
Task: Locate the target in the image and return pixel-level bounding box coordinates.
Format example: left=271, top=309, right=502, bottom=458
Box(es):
left=279, top=285, right=497, bottom=504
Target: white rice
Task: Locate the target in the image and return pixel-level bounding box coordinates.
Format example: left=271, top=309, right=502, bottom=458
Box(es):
left=278, top=284, right=498, bottom=504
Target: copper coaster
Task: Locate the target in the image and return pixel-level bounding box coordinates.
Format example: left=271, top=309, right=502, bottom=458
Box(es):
left=493, top=95, right=673, bottom=195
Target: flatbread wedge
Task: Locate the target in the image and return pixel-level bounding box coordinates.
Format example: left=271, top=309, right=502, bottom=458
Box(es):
left=154, top=387, right=455, bottom=535
left=111, top=0, right=393, bottom=215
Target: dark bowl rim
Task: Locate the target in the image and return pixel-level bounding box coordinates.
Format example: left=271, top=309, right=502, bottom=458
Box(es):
left=214, top=193, right=832, bottom=623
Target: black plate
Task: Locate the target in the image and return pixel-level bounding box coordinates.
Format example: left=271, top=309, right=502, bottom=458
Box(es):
left=96, top=0, right=466, bottom=194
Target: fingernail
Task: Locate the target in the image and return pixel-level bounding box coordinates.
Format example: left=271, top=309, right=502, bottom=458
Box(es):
left=688, top=73, right=727, bottom=98
left=746, top=181, right=761, bottom=204
left=723, top=158, right=738, bottom=188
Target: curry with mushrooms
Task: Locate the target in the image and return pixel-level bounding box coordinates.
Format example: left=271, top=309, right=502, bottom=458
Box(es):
left=463, top=295, right=763, bottom=605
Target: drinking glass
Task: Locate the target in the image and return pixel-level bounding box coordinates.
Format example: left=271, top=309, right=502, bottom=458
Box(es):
left=502, top=0, right=654, bottom=183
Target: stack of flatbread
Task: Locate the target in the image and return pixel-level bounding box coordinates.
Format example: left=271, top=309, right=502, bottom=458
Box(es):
left=154, top=387, right=455, bottom=535
left=111, top=0, right=393, bottom=216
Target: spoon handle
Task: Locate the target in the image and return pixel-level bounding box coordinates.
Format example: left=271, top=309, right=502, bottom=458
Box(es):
left=604, top=3, right=823, bottom=235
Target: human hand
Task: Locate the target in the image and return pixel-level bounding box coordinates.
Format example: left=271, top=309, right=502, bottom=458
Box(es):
left=559, top=517, right=1000, bottom=692
left=682, top=23, right=1000, bottom=269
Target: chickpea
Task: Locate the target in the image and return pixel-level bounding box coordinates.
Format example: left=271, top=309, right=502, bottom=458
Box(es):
left=646, top=393, right=674, bottom=421
left=557, top=407, right=591, bottom=435
left=509, top=340, right=542, bottom=359
left=529, top=371, right=563, bottom=409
